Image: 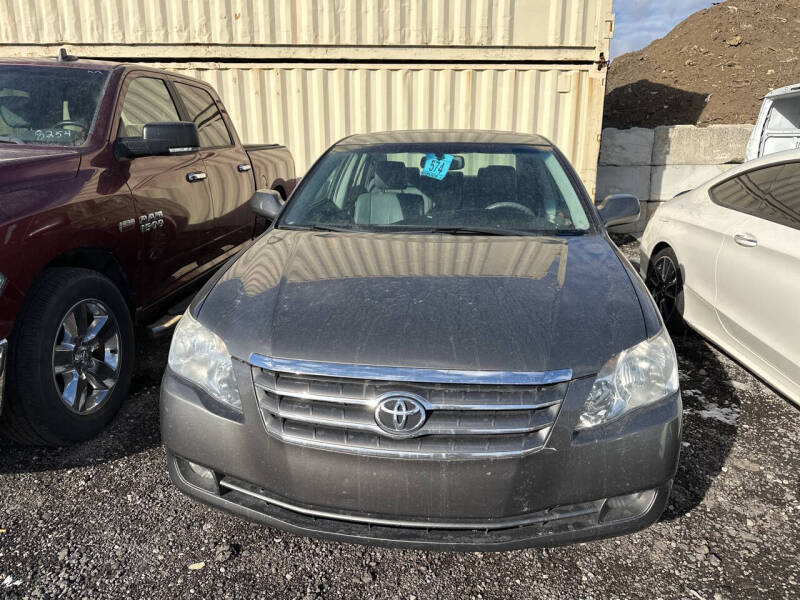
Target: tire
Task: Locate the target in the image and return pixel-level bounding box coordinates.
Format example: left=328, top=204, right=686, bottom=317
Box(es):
left=1, top=268, right=134, bottom=445
left=645, top=246, right=685, bottom=332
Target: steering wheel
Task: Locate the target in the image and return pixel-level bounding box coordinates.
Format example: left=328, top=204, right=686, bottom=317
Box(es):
left=486, top=202, right=536, bottom=217
left=54, top=120, right=88, bottom=133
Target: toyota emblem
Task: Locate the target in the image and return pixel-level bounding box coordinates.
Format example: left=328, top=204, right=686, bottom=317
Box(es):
left=374, top=393, right=427, bottom=437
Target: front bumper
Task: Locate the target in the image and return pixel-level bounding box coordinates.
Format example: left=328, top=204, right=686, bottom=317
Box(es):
left=161, top=362, right=681, bottom=551
left=0, top=339, right=7, bottom=414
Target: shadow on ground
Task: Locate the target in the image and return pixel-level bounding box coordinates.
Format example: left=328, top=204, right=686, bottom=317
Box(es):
left=604, top=80, right=708, bottom=129
left=661, top=328, right=739, bottom=520
left=0, top=331, right=170, bottom=475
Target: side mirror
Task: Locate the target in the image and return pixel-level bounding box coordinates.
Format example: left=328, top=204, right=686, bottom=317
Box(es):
left=116, top=122, right=199, bottom=159
left=250, top=189, right=283, bottom=221
left=597, top=194, right=641, bottom=227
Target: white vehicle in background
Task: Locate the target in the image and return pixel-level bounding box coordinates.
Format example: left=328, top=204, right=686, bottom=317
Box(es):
left=640, top=149, right=800, bottom=407
left=746, top=83, right=800, bottom=160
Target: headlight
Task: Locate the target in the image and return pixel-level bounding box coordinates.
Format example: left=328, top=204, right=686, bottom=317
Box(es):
left=167, top=311, right=241, bottom=410
left=577, top=328, right=678, bottom=429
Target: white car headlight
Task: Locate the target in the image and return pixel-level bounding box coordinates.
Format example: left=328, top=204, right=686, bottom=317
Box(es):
left=167, top=311, right=241, bottom=410
left=577, top=327, right=678, bottom=430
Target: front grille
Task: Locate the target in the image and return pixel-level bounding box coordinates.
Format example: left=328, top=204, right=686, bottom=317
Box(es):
left=252, top=366, right=568, bottom=459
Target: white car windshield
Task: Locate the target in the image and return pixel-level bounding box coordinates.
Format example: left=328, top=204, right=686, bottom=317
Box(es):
left=0, top=66, right=110, bottom=147
left=279, top=144, right=593, bottom=234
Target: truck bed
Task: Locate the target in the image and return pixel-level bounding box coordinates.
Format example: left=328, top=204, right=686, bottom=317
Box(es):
left=245, top=144, right=297, bottom=199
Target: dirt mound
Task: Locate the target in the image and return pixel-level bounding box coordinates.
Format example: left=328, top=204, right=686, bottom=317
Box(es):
left=604, top=0, right=800, bottom=129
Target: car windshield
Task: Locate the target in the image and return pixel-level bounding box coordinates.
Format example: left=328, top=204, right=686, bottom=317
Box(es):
left=0, top=66, right=110, bottom=147
left=279, top=143, right=593, bottom=234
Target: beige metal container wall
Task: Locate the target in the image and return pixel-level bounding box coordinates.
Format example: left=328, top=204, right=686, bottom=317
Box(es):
left=1, top=0, right=615, bottom=192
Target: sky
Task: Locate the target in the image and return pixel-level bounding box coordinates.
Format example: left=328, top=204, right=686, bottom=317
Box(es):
left=611, top=0, right=715, bottom=58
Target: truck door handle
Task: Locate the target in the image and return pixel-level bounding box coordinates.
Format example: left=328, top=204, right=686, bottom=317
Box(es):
left=734, top=233, right=758, bottom=247
left=186, top=171, right=207, bottom=182
left=237, top=163, right=252, bottom=172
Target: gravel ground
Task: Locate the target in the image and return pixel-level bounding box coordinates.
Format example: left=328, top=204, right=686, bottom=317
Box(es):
left=1, top=238, right=798, bottom=600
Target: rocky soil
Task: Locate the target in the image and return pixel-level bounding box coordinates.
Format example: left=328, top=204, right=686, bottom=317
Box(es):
left=0, top=239, right=798, bottom=599
left=605, top=0, right=800, bottom=128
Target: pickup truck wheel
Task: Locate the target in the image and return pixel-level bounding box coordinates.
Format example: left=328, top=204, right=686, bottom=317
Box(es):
left=1, top=268, right=134, bottom=445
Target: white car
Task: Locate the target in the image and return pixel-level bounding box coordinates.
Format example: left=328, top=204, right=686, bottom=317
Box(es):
left=640, top=149, right=800, bottom=407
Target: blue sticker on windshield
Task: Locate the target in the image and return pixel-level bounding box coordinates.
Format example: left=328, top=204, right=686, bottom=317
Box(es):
left=421, top=153, right=454, bottom=180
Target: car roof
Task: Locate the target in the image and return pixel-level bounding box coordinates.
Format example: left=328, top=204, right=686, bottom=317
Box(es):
left=336, top=130, right=554, bottom=148
left=725, top=148, right=800, bottom=177
left=691, top=148, right=800, bottom=193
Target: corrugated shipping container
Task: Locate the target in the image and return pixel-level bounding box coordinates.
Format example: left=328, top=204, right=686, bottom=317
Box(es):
left=1, top=0, right=614, bottom=60
left=1, top=0, right=614, bottom=193
left=163, top=63, right=605, bottom=190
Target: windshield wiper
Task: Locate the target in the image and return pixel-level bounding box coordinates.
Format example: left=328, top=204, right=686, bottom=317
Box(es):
left=425, top=226, right=532, bottom=236
left=309, top=224, right=358, bottom=233
left=550, top=229, right=587, bottom=236
left=425, top=227, right=590, bottom=237
left=282, top=224, right=588, bottom=236
left=278, top=224, right=357, bottom=232
left=0, top=136, right=24, bottom=145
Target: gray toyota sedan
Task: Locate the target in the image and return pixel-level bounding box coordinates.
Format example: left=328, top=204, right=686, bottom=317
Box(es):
left=161, top=131, right=681, bottom=551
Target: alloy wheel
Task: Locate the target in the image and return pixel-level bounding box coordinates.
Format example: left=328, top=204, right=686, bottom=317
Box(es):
left=51, top=299, right=121, bottom=415
left=647, top=255, right=679, bottom=322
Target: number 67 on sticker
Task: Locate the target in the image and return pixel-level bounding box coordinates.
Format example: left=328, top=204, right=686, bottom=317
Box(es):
left=421, top=153, right=454, bottom=181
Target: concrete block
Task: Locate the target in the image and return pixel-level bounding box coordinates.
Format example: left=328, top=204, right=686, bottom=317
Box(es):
left=650, top=164, right=736, bottom=200
left=599, top=127, right=655, bottom=166
left=595, top=165, right=651, bottom=204
left=652, top=124, right=754, bottom=165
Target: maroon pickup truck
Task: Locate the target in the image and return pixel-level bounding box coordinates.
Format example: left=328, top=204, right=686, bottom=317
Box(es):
left=0, top=56, right=295, bottom=445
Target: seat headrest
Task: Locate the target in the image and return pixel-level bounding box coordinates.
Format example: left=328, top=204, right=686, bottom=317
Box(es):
left=375, top=161, right=408, bottom=189
left=478, top=165, right=516, bottom=187
left=478, top=166, right=516, bottom=197
left=406, top=167, right=421, bottom=188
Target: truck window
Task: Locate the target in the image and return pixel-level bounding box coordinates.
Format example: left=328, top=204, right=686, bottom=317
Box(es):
left=118, top=77, right=180, bottom=138
left=174, top=82, right=232, bottom=149
left=0, top=65, right=109, bottom=146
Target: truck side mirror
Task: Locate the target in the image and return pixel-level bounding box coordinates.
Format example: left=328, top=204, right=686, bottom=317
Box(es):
left=250, top=189, right=283, bottom=221
left=116, top=122, right=199, bottom=159
left=596, top=194, right=641, bottom=227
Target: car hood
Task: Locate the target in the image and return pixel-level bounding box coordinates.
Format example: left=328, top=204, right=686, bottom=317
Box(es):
left=198, top=230, right=647, bottom=377
left=0, top=146, right=80, bottom=211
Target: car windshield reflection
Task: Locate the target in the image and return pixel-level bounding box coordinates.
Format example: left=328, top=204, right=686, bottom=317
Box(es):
left=279, top=144, right=594, bottom=235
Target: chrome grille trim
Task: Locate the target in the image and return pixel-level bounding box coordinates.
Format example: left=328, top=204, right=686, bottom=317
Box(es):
left=220, top=476, right=605, bottom=530
left=252, top=368, right=563, bottom=412
left=257, top=424, right=551, bottom=459
left=258, top=394, right=557, bottom=436
left=250, top=354, right=572, bottom=386
left=251, top=362, right=569, bottom=459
